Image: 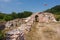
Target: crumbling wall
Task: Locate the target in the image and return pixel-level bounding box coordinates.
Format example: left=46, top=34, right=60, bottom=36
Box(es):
left=30, top=12, right=57, bottom=23
left=5, top=12, right=57, bottom=40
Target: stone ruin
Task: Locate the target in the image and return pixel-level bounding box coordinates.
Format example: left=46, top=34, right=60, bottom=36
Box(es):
left=5, top=18, right=26, bottom=29
left=5, top=12, right=57, bottom=40
left=30, top=12, right=57, bottom=23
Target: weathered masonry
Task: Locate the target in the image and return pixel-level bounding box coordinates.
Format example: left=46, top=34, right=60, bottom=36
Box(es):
left=5, top=12, right=57, bottom=40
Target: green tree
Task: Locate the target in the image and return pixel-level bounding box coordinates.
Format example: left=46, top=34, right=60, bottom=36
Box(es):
left=4, top=15, right=13, bottom=21
left=0, top=11, right=33, bottom=21
left=0, top=13, right=5, bottom=19
left=18, top=11, right=32, bottom=18
left=11, top=12, right=18, bottom=19
left=22, top=11, right=32, bottom=18
left=18, top=12, right=24, bottom=18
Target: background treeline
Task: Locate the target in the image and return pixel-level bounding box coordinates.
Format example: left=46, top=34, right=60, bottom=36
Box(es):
left=45, top=5, right=60, bottom=21
left=0, top=11, right=32, bottom=21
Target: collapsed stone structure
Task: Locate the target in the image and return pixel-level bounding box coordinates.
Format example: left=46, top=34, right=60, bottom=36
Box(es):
left=5, top=12, right=57, bottom=40
left=5, top=18, right=26, bottom=29
left=30, top=12, right=56, bottom=23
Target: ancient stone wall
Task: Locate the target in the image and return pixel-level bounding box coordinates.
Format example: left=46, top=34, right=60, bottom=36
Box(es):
left=5, top=12, right=57, bottom=40
left=30, top=12, right=57, bottom=23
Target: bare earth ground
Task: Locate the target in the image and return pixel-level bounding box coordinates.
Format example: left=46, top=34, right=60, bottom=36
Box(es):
left=24, top=22, right=60, bottom=40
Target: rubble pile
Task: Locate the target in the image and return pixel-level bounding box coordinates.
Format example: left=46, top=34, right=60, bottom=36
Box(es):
left=5, top=12, right=57, bottom=40
left=5, top=15, right=34, bottom=40
left=30, top=12, right=57, bottom=23
left=5, top=18, right=26, bottom=29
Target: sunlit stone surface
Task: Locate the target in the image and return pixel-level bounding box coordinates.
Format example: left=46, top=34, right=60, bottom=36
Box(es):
left=5, top=12, right=58, bottom=40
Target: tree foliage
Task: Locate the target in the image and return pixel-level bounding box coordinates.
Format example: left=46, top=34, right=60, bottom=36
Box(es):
left=0, top=11, right=32, bottom=21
